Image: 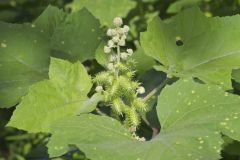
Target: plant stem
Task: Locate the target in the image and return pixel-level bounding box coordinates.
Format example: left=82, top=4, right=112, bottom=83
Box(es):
left=116, top=46, right=120, bottom=77
left=117, top=46, right=120, bottom=64
left=143, top=78, right=170, bottom=102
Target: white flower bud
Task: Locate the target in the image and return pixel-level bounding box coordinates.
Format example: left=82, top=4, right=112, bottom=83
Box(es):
left=109, top=55, right=116, bottom=62
left=108, top=40, right=114, bottom=48
left=104, top=46, right=111, bottom=53
left=121, top=34, right=127, bottom=40
left=111, top=29, right=117, bottom=36
left=112, top=36, right=120, bottom=43
left=106, top=29, right=112, bottom=36
left=137, top=86, right=145, bottom=94
left=120, top=52, right=128, bottom=60
left=118, top=39, right=125, bottom=46
left=126, top=48, right=133, bottom=55
left=123, top=25, right=130, bottom=33
left=107, top=63, right=114, bottom=70
left=117, top=28, right=125, bottom=34
left=113, top=17, right=123, bottom=27
left=95, top=86, right=103, bottom=92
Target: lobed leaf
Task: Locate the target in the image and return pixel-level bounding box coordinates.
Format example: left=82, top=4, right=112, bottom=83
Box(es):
left=47, top=79, right=240, bottom=159
left=7, top=58, right=93, bottom=132
left=0, top=22, right=50, bottom=108
left=0, top=6, right=105, bottom=108
left=141, top=7, right=240, bottom=89
left=33, top=5, right=66, bottom=36
left=51, top=8, right=104, bottom=62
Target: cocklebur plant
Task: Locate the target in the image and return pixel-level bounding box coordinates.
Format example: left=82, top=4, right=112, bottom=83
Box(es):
left=93, top=17, right=147, bottom=132
left=5, top=6, right=240, bottom=160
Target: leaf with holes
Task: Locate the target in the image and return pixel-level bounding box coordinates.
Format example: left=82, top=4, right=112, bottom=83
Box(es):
left=7, top=58, right=99, bottom=133
left=141, top=7, right=240, bottom=89
left=47, top=79, right=240, bottom=160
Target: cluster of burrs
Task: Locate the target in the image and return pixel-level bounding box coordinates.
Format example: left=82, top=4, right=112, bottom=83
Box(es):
left=93, top=17, right=147, bottom=131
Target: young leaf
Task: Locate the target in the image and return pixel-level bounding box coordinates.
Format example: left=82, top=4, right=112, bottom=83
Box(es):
left=141, top=7, right=240, bottom=89
left=69, top=0, right=136, bottom=26
left=0, top=22, right=50, bottom=108
left=47, top=79, right=240, bottom=160
left=7, top=58, right=94, bottom=133
left=51, top=8, right=104, bottom=62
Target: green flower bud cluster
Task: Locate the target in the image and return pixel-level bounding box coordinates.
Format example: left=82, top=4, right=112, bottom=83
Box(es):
left=93, top=17, right=147, bottom=129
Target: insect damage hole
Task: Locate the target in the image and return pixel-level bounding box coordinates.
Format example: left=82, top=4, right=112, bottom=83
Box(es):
left=175, top=36, right=184, bottom=46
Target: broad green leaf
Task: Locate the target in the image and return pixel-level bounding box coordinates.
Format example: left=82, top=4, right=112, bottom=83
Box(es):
left=33, top=5, right=66, bottom=36
left=0, top=22, right=50, bottom=108
left=141, top=8, right=240, bottom=89
left=7, top=58, right=93, bottom=132
left=0, top=6, right=104, bottom=108
left=132, top=46, right=156, bottom=75
left=51, top=8, right=104, bottom=62
left=47, top=79, right=240, bottom=160
left=69, top=0, right=136, bottom=26
left=95, top=41, right=108, bottom=66
left=47, top=114, right=133, bottom=158
left=167, top=0, right=203, bottom=13
left=197, top=69, right=232, bottom=88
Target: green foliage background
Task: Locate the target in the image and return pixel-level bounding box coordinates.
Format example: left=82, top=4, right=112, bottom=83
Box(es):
left=1, top=0, right=240, bottom=160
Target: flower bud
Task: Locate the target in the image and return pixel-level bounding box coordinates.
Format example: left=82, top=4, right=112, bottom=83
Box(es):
left=123, top=25, right=130, bottom=33
left=108, top=40, right=114, bottom=48
left=120, top=52, right=128, bottom=60
left=137, top=86, right=145, bottom=94
left=111, top=29, right=117, bottom=36
left=118, top=39, right=125, bottom=46
left=121, top=34, right=127, bottom=40
left=107, top=63, right=114, bottom=70
left=109, top=55, right=116, bottom=62
left=106, top=29, right=112, bottom=36
left=113, top=17, right=123, bottom=27
left=95, top=86, right=103, bottom=92
left=112, top=36, right=120, bottom=43
left=118, top=28, right=125, bottom=34
left=126, top=48, right=133, bottom=55
left=104, top=46, right=111, bottom=53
